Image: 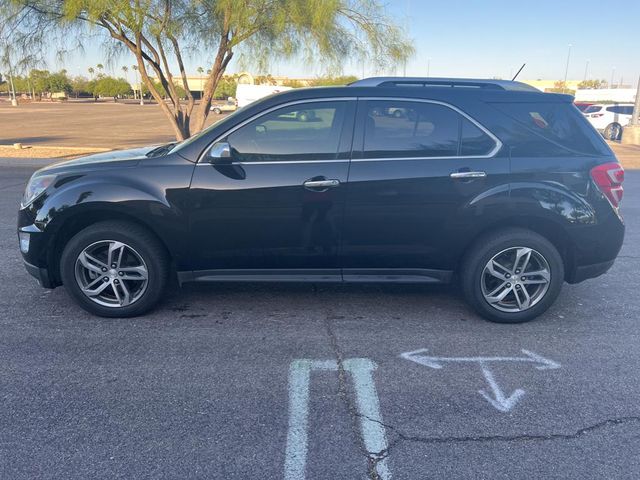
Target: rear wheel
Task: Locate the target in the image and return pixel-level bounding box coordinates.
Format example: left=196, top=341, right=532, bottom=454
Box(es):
left=461, top=229, right=564, bottom=323
left=60, top=221, right=169, bottom=317
left=604, top=122, right=622, bottom=141
left=212, top=107, right=222, bottom=114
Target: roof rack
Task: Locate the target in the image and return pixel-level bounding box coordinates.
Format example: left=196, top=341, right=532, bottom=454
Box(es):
left=348, top=77, right=539, bottom=92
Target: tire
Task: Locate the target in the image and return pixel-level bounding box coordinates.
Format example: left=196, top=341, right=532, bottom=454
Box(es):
left=603, top=123, right=622, bottom=141
left=461, top=228, right=564, bottom=323
left=212, top=107, right=222, bottom=114
left=60, top=221, right=169, bottom=317
left=393, top=109, right=404, bottom=118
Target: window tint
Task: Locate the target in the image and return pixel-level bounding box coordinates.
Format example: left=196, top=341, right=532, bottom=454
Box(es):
left=583, top=105, right=602, bottom=113
left=623, top=106, right=634, bottom=115
left=461, top=118, right=496, bottom=156
left=364, top=101, right=460, bottom=158
left=606, top=106, right=621, bottom=113
left=227, top=102, right=346, bottom=162
left=491, top=102, right=610, bottom=156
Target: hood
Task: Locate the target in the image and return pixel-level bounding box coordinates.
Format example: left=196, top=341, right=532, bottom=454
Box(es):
left=36, top=145, right=161, bottom=175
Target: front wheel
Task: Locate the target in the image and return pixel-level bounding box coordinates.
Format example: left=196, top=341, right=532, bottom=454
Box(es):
left=212, top=107, right=222, bottom=114
left=461, top=229, right=564, bottom=323
left=603, top=123, right=622, bottom=141
left=60, top=221, right=169, bottom=317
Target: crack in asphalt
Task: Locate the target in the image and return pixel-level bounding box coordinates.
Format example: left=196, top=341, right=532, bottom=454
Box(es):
left=323, top=316, right=385, bottom=480
left=356, top=412, right=640, bottom=453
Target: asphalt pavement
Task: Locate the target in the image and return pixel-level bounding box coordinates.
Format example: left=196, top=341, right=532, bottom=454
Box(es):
left=1, top=159, right=639, bottom=479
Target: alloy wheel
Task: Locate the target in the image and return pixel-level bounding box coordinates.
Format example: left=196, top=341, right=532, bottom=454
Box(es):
left=480, top=247, right=551, bottom=313
left=74, top=240, right=149, bottom=308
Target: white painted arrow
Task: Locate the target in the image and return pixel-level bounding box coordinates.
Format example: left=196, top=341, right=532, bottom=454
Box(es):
left=401, top=348, right=560, bottom=412
left=400, top=348, right=560, bottom=370
left=477, top=362, right=525, bottom=412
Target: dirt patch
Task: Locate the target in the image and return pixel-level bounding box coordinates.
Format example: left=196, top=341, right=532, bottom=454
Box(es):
left=609, top=143, right=640, bottom=169
left=0, top=145, right=110, bottom=159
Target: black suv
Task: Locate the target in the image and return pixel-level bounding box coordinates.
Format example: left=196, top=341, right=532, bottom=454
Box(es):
left=18, top=77, right=625, bottom=322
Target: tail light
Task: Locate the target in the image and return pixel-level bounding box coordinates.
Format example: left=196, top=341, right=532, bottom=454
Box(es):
left=591, top=162, right=624, bottom=208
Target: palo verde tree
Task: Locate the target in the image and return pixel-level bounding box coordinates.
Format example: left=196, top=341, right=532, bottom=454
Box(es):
left=0, top=1, right=412, bottom=140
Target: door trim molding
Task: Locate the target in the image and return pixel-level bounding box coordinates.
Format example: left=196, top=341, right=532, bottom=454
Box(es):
left=178, top=268, right=453, bottom=285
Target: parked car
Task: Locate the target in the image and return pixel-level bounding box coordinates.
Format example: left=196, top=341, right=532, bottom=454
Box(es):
left=574, top=101, right=593, bottom=112
left=18, top=77, right=625, bottom=323
left=583, top=103, right=635, bottom=140
left=210, top=98, right=237, bottom=114
left=235, top=84, right=292, bottom=108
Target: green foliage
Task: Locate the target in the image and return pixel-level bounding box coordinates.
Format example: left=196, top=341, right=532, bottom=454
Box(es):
left=141, top=80, right=186, bottom=98
left=545, top=81, right=576, bottom=96
left=213, top=76, right=237, bottom=99
left=578, top=79, right=607, bottom=89
left=310, top=75, right=359, bottom=86
left=93, top=76, right=131, bottom=97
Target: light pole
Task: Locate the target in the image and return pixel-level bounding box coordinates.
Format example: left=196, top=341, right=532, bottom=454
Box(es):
left=563, top=44, right=572, bottom=93
left=583, top=59, right=590, bottom=82
left=630, top=75, right=640, bottom=126
left=7, top=60, right=17, bottom=107
left=610, top=67, right=616, bottom=88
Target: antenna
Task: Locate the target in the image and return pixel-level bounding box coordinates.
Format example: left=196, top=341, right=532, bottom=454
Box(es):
left=512, top=63, right=526, bottom=81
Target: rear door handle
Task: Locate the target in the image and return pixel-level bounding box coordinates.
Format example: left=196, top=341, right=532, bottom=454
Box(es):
left=303, top=179, right=340, bottom=190
left=450, top=171, right=487, bottom=179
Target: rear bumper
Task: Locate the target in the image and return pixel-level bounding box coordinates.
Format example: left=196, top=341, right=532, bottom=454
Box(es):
left=23, top=260, right=56, bottom=289
left=566, top=259, right=615, bottom=284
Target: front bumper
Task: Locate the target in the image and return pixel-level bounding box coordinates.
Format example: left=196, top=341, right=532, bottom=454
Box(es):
left=23, top=259, right=56, bottom=288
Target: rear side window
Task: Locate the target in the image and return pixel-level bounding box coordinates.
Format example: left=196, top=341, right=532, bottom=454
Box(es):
left=584, top=105, right=602, bottom=113
left=363, top=100, right=496, bottom=158
left=491, top=102, right=610, bottom=156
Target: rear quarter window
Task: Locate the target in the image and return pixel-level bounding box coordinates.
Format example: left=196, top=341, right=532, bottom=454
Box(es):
left=490, top=101, right=610, bottom=156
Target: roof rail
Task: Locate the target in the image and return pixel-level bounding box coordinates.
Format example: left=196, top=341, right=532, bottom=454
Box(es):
left=348, top=77, right=539, bottom=92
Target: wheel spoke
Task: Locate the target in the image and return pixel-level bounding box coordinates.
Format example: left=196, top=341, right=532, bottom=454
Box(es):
left=486, top=283, right=513, bottom=304
left=486, top=260, right=511, bottom=280
left=107, top=241, right=125, bottom=267
left=514, top=286, right=531, bottom=310
left=522, top=269, right=550, bottom=283
left=119, top=265, right=148, bottom=280
left=78, top=251, right=107, bottom=273
left=83, top=279, right=111, bottom=297
left=113, top=281, right=131, bottom=307
left=513, top=247, right=532, bottom=272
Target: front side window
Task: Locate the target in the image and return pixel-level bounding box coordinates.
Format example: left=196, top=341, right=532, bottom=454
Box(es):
left=227, top=101, right=346, bottom=162
left=363, top=100, right=496, bottom=158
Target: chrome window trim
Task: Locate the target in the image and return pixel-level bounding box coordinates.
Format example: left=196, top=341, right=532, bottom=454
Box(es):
left=197, top=95, right=502, bottom=165
left=197, top=97, right=356, bottom=164
left=358, top=96, right=503, bottom=159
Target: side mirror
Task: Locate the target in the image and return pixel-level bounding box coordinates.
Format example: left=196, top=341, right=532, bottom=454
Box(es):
left=208, top=141, right=231, bottom=163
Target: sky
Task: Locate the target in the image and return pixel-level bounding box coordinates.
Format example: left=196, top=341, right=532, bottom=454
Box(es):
left=45, top=0, right=640, bottom=86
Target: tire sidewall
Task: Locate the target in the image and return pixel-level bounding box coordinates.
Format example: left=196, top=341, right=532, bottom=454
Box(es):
left=60, top=225, right=166, bottom=317
left=463, top=231, right=564, bottom=323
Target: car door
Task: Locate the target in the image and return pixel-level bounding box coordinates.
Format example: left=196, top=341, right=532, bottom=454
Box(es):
left=341, top=98, right=509, bottom=280
left=188, top=99, right=355, bottom=279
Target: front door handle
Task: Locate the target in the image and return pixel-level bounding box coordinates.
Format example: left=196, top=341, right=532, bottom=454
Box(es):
left=303, top=179, right=340, bottom=191
left=450, top=171, right=487, bottom=179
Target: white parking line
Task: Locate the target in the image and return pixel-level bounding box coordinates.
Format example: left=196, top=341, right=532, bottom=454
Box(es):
left=284, top=358, right=390, bottom=480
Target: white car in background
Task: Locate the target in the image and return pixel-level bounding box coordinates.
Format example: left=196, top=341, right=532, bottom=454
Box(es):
left=210, top=98, right=237, bottom=115
left=583, top=103, right=635, bottom=140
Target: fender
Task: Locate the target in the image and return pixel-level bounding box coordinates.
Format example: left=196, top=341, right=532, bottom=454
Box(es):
left=28, top=162, right=195, bottom=272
